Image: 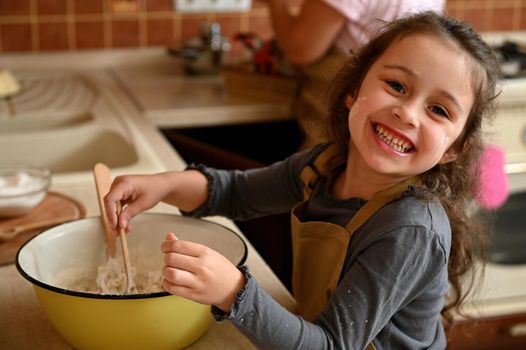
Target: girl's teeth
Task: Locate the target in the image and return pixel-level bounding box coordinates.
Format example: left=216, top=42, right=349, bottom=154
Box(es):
left=374, top=125, right=413, bottom=153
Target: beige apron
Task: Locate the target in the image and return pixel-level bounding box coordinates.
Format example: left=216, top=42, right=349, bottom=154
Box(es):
left=296, top=47, right=348, bottom=149
left=291, top=145, right=415, bottom=349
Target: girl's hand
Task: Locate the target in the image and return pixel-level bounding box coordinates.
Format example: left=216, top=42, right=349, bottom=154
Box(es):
left=104, top=170, right=209, bottom=233
left=104, top=173, right=170, bottom=232
left=161, top=233, right=245, bottom=313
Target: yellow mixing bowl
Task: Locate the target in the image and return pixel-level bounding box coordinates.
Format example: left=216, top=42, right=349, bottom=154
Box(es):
left=16, top=213, right=247, bottom=350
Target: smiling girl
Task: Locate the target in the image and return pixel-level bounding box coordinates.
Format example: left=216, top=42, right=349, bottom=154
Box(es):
left=105, top=11, right=501, bottom=349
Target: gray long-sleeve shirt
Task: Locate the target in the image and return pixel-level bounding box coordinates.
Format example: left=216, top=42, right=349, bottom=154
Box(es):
left=186, top=144, right=450, bottom=350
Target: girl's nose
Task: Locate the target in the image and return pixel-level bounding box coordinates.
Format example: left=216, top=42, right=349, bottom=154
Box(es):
left=392, top=101, right=419, bottom=128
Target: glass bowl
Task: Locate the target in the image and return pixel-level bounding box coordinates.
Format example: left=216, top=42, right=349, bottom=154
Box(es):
left=0, top=165, right=51, bottom=217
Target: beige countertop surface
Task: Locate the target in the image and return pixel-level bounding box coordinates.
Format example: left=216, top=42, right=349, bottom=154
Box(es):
left=0, top=47, right=293, bottom=129
left=0, top=48, right=296, bottom=349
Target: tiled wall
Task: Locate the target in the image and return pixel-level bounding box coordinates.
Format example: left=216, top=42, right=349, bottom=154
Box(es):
left=0, top=0, right=525, bottom=53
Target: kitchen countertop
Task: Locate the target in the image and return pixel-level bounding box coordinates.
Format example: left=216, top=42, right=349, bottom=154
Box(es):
left=0, top=47, right=292, bottom=129
left=0, top=49, right=296, bottom=349
left=112, top=65, right=293, bottom=129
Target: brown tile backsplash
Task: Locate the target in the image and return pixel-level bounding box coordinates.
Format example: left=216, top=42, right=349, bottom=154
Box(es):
left=180, top=15, right=209, bottom=42
left=1, top=0, right=526, bottom=53
left=75, top=20, right=105, bottom=49
left=145, top=0, right=173, bottom=12
left=38, top=21, right=69, bottom=50
left=521, top=6, right=526, bottom=29
left=248, top=11, right=273, bottom=40
left=490, top=7, right=519, bottom=32
left=1, top=23, right=32, bottom=52
left=36, top=0, right=68, bottom=16
left=215, top=16, right=243, bottom=38
left=147, top=18, right=174, bottom=47
left=0, top=0, right=30, bottom=17
left=111, top=19, right=140, bottom=47
left=73, top=0, right=103, bottom=15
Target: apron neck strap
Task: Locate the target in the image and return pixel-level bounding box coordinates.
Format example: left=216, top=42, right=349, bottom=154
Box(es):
left=300, top=144, right=340, bottom=200
left=345, top=177, right=420, bottom=234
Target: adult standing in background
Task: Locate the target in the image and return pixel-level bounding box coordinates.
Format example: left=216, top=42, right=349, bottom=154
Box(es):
left=261, top=0, right=446, bottom=148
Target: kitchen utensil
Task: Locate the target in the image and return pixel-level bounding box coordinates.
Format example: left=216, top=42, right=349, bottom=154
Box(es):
left=92, top=163, right=116, bottom=258
left=0, top=192, right=85, bottom=266
left=117, top=201, right=135, bottom=294
left=93, top=163, right=134, bottom=294
left=16, top=213, right=247, bottom=350
left=0, top=214, right=78, bottom=242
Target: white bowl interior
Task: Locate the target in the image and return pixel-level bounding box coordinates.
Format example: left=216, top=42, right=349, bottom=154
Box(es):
left=17, top=213, right=247, bottom=296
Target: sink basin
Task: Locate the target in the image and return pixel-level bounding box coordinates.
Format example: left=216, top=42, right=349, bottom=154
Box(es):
left=0, top=55, right=185, bottom=181
left=0, top=69, right=147, bottom=174
left=0, top=127, right=138, bottom=173
left=0, top=71, right=95, bottom=132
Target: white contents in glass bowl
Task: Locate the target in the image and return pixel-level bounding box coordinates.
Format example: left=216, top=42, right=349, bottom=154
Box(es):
left=0, top=170, right=49, bottom=217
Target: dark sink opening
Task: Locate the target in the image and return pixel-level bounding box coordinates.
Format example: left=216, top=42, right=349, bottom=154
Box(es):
left=161, top=120, right=304, bottom=291
left=486, top=191, right=526, bottom=265
left=162, top=120, right=303, bottom=165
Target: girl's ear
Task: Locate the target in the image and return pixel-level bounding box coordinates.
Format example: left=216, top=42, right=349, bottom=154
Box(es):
left=440, top=137, right=471, bottom=164
left=345, top=94, right=354, bottom=109
left=439, top=150, right=458, bottom=164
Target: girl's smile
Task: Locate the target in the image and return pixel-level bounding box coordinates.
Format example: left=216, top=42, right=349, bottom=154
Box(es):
left=373, top=122, right=415, bottom=155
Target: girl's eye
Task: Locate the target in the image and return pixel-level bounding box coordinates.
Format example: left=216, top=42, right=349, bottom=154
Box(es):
left=386, top=80, right=405, bottom=94
left=428, top=105, right=450, bottom=119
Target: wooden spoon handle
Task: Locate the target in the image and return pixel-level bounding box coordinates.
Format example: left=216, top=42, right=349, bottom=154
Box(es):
left=0, top=214, right=78, bottom=242
left=117, top=202, right=134, bottom=294
left=93, top=163, right=116, bottom=258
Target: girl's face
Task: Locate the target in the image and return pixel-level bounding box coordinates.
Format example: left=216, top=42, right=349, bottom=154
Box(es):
left=347, top=33, right=474, bottom=180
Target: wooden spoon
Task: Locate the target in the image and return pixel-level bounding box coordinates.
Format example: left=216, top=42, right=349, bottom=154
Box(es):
left=93, top=163, right=134, bottom=294
left=0, top=214, right=78, bottom=242
left=117, top=201, right=135, bottom=294
left=93, top=163, right=116, bottom=258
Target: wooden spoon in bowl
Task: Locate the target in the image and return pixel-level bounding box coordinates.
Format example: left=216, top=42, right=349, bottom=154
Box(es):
left=93, top=163, right=134, bottom=294
left=93, top=163, right=116, bottom=259
left=116, top=200, right=135, bottom=294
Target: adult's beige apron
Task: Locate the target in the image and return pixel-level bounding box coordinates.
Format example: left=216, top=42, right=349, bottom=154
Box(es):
left=296, top=47, right=347, bottom=149
left=290, top=145, right=414, bottom=349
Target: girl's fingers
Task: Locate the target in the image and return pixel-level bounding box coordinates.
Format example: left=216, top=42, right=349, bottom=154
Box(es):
left=164, top=252, right=199, bottom=272
left=118, top=196, right=153, bottom=229
left=162, top=266, right=195, bottom=288
left=165, top=232, right=178, bottom=241
left=118, top=204, right=135, bottom=229
left=161, top=237, right=208, bottom=257
left=162, top=279, right=194, bottom=298
left=103, top=193, right=119, bottom=228
left=104, top=180, right=130, bottom=228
